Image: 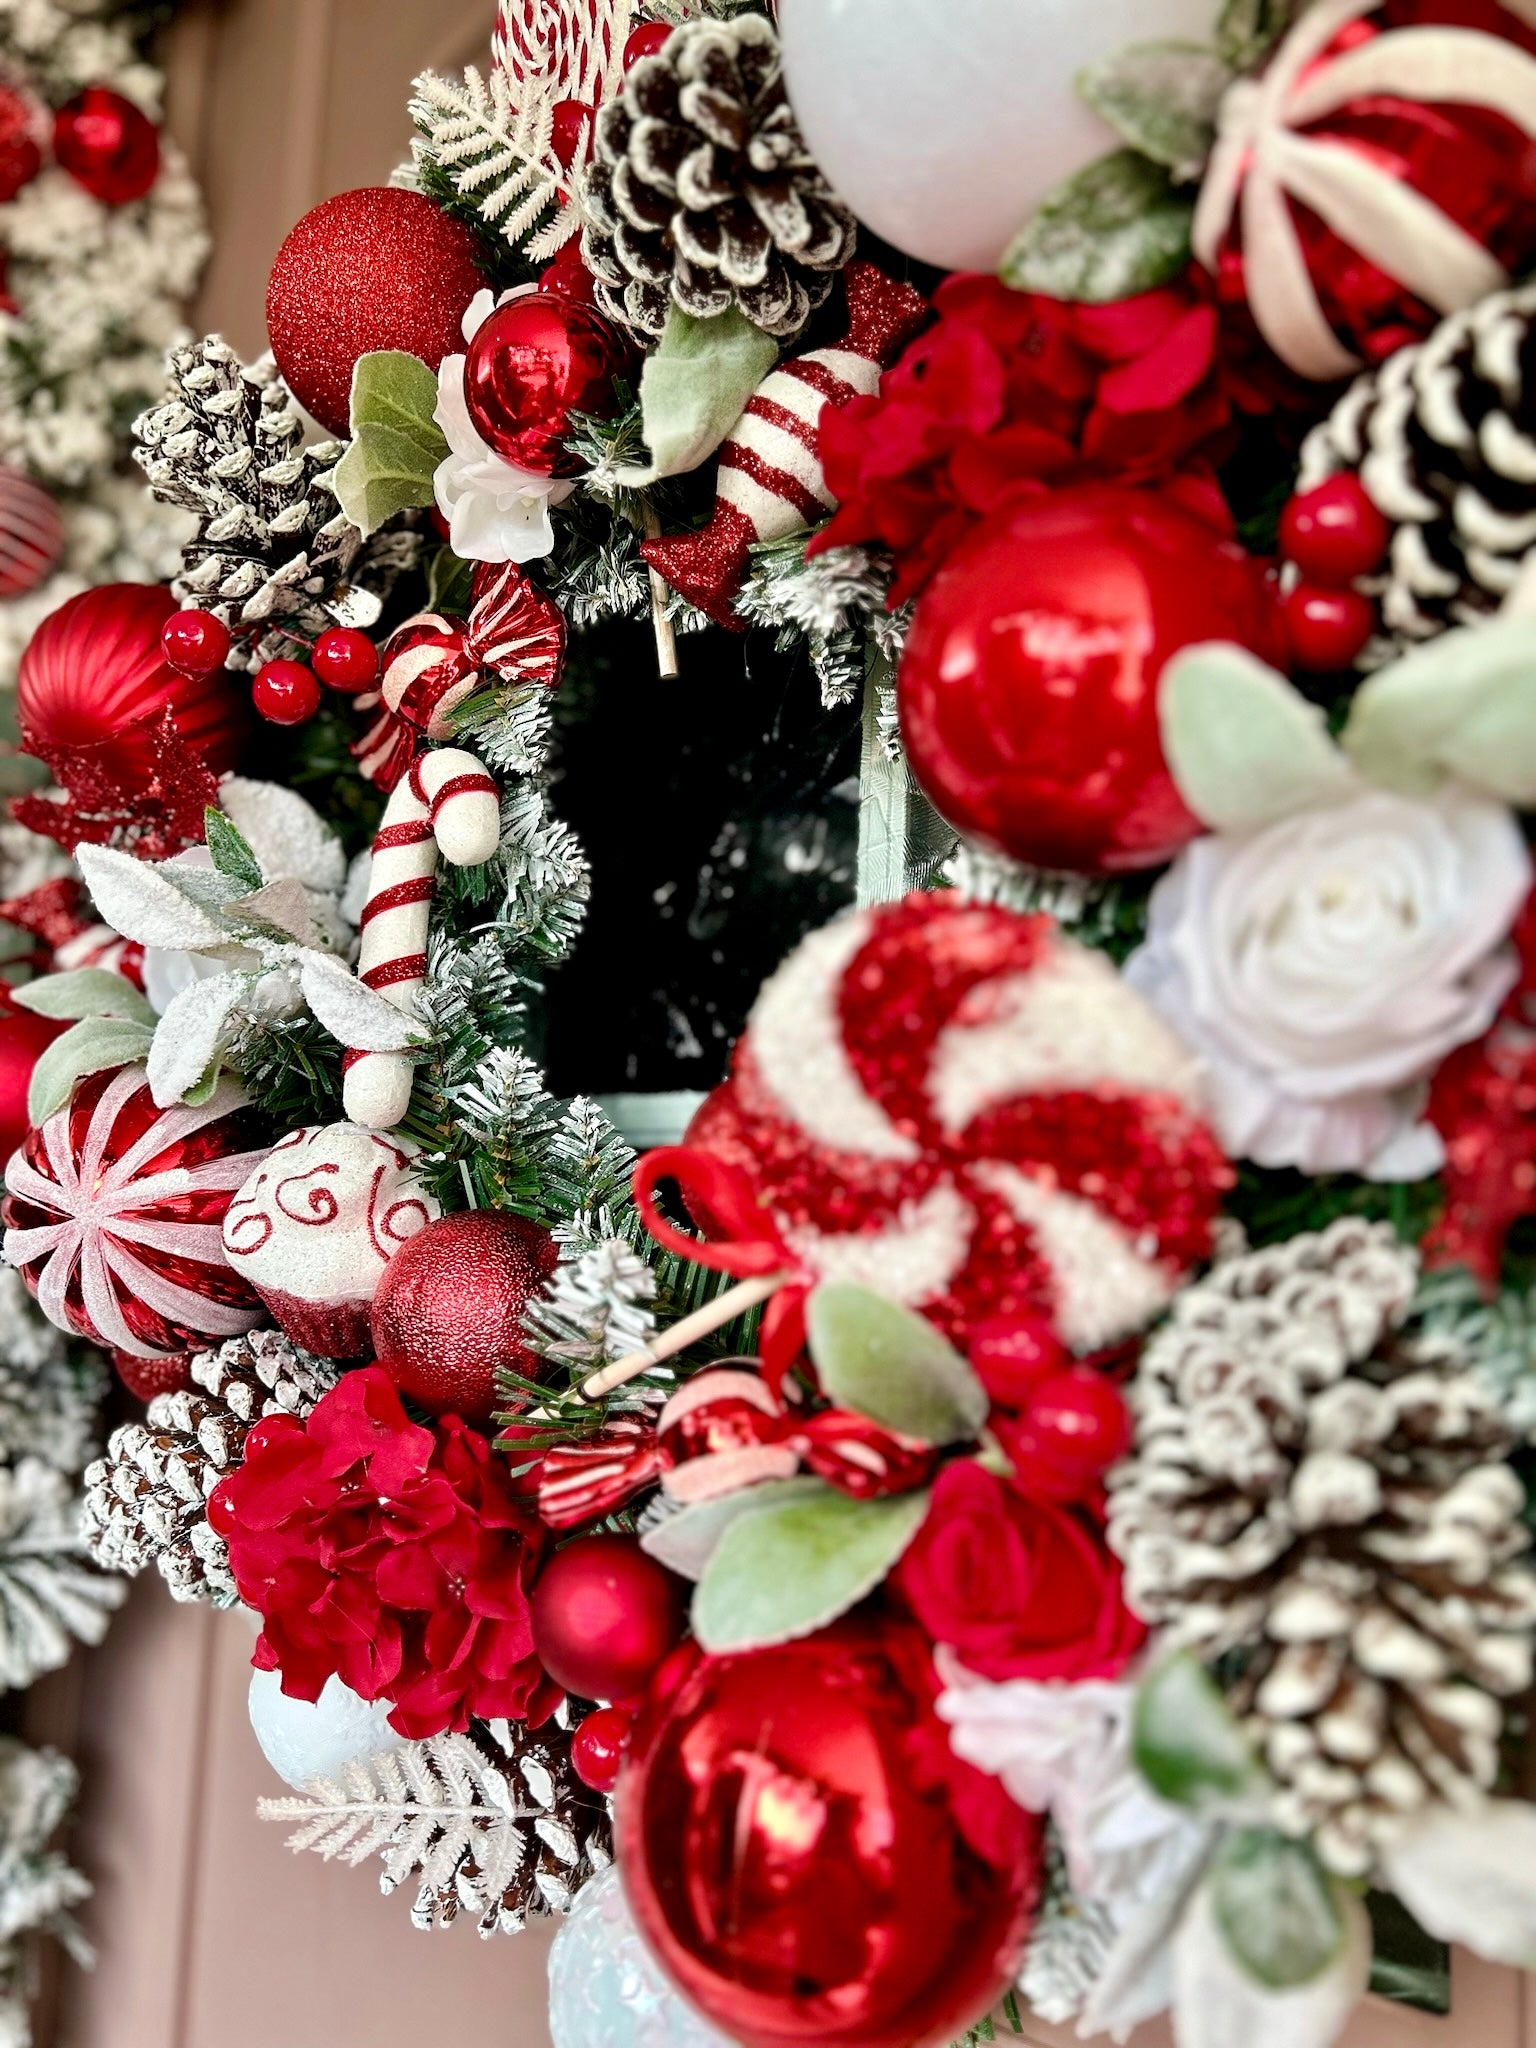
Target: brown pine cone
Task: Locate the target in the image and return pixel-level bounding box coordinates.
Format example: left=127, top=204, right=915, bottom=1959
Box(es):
left=580, top=14, right=856, bottom=341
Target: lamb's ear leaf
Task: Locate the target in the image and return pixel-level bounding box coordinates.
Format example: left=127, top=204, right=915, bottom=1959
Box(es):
left=11, top=970, right=155, bottom=1027
left=1161, top=642, right=1356, bottom=828
left=805, top=1283, right=987, bottom=1445
left=27, top=1018, right=155, bottom=1125
left=1001, top=149, right=1194, bottom=302
left=1343, top=619, right=1536, bottom=803
left=1133, top=1652, right=1265, bottom=1809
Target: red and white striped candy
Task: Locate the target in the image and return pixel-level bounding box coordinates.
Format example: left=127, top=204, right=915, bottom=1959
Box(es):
left=54, top=922, right=145, bottom=990
left=342, top=747, right=502, bottom=1130
left=493, top=0, right=630, bottom=107
left=0, top=470, right=64, bottom=600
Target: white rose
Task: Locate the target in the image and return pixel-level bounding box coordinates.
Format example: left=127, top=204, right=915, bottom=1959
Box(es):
left=1124, top=786, right=1531, bottom=1179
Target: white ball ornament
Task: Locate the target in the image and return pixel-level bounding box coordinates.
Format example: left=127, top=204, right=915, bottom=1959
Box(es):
left=248, top=1668, right=404, bottom=1791
left=548, top=1865, right=735, bottom=2048
left=778, top=0, right=1218, bottom=272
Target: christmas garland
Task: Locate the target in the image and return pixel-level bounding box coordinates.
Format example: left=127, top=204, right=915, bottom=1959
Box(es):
left=4, top=0, right=1536, bottom=2043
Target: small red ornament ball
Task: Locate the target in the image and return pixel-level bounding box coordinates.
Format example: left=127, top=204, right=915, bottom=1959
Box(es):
left=897, top=486, right=1284, bottom=874
left=617, top=1613, right=1040, bottom=2048
left=571, top=1703, right=636, bottom=1793
left=1283, top=582, right=1377, bottom=673
left=311, top=626, right=379, bottom=692
left=0, top=470, right=64, bottom=598
left=369, top=1209, right=558, bottom=1421
left=266, top=188, right=485, bottom=436
left=54, top=88, right=160, bottom=206
left=550, top=98, right=594, bottom=169
left=530, top=1536, right=687, bottom=1703
left=1280, top=473, right=1391, bottom=585
left=161, top=608, right=231, bottom=679
left=251, top=659, right=320, bottom=726
left=0, top=88, right=41, bottom=202
left=0, top=1002, right=63, bottom=1165
left=463, top=292, right=630, bottom=477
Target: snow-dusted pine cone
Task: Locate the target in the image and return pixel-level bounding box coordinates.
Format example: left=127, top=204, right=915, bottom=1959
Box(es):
left=1108, top=1217, right=1536, bottom=1877
left=82, top=1331, right=337, bottom=1604
left=580, top=13, right=855, bottom=340
left=1296, top=280, right=1536, bottom=664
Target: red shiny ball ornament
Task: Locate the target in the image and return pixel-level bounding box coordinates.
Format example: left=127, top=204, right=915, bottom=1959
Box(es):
left=161, top=608, right=231, bottom=679
left=369, top=1209, right=558, bottom=1421
left=968, top=1313, right=1072, bottom=1411
left=998, top=1367, right=1131, bottom=1504
left=531, top=1536, right=687, bottom=1702
left=19, top=584, right=248, bottom=785
left=0, top=88, right=41, bottom=202
left=266, top=188, right=485, bottom=436
left=463, top=292, right=629, bottom=477
left=898, top=487, right=1284, bottom=874
left=571, top=1703, right=636, bottom=1793
left=1283, top=581, right=1377, bottom=672
left=0, top=470, right=64, bottom=598
left=623, top=22, right=673, bottom=66
left=550, top=98, right=594, bottom=169
left=251, top=659, right=320, bottom=726
left=111, top=1348, right=194, bottom=1403
left=54, top=88, right=159, bottom=206
left=1280, top=474, right=1391, bottom=584
left=311, top=626, right=380, bottom=692
left=617, top=1614, right=1040, bottom=2048
left=0, top=1004, right=64, bottom=1165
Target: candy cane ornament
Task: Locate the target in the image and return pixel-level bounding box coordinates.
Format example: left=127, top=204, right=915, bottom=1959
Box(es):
left=342, top=748, right=501, bottom=1131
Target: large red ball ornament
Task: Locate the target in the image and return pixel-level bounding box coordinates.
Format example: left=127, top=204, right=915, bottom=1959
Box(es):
left=897, top=487, right=1283, bottom=873
left=369, top=1209, right=559, bottom=1421
left=617, top=1613, right=1039, bottom=2048
left=54, top=88, right=160, bottom=206
left=266, top=189, right=486, bottom=436
left=530, top=1535, right=688, bottom=1702
left=0, top=1001, right=63, bottom=1166
left=463, top=292, right=630, bottom=476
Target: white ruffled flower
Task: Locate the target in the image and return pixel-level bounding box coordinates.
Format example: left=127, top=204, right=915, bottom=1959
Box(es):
left=1124, top=786, right=1531, bottom=1180
left=433, top=287, right=574, bottom=565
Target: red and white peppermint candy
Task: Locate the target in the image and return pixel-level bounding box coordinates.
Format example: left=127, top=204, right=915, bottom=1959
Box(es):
left=689, top=895, right=1231, bottom=1357
left=1, top=1065, right=267, bottom=1360
left=53, top=922, right=145, bottom=990
left=493, top=0, right=630, bottom=108
left=0, top=470, right=63, bottom=600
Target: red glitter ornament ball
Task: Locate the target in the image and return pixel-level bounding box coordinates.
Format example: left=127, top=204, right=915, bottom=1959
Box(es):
left=161, top=608, right=231, bottom=679
left=252, top=659, right=320, bottom=726
left=898, top=487, right=1282, bottom=874
left=617, top=1613, right=1040, bottom=2048
left=0, top=88, right=41, bottom=202
left=369, top=1209, right=559, bottom=1422
left=266, top=189, right=485, bottom=436
left=0, top=470, right=64, bottom=598
left=463, top=291, right=630, bottom=476
left=0, top=1001, right=63, bottom=1166
left=529, top=1535, right=688, bottom=1702
left=54, top=88, right=160, bottom=206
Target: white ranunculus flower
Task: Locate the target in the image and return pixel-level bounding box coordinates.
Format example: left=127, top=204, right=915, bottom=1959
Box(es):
left=1125, top=785, right=1532, bottom=1180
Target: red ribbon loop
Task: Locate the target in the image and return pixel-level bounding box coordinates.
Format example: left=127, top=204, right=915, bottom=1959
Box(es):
left=632, top=1146, right=791, bottom=1279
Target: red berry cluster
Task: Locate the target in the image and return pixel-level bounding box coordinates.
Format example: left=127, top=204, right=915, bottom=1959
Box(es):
left=1278, top=473, right=1390, bottom=673
left=160, top=613, right=380, bottom=728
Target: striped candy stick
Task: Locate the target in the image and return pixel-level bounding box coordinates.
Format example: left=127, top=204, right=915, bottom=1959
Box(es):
left=342, top=748, right=501, bottom=1131
left=640, top=262, right=929, bottom=628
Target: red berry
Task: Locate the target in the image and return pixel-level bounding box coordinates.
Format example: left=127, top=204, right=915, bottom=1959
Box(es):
left=998, top=1366, right=1130, bottom=1503
left=968, top=1313, right=1070, bottom=1410
left=1283, top=582, right=1376, bottom=672
left=623, top=22, right=673, bottom=66
left=311, top=626, right=380, bottom=692
left=252, top=659, right=321, bottom=725
left=571, top=1704, right=635, bottom=1793
left=111, top=1348, right=194, bottom=1403
left=550, top=98, right=594, bottom=169
left=161, top=608, right=232, bottom=678
left=1280, top=474, right=1391, bottom=584
left=539, top=241, right=599, bottom=308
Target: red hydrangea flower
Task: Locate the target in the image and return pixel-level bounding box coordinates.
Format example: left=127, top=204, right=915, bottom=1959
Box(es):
left=812, top=270, right=1233, bottom=603
left=210, top=1367, right=561, bottom=1740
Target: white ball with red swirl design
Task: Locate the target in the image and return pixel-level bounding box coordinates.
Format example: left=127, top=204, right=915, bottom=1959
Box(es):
left=221, top=1123, right=441, bottom=1359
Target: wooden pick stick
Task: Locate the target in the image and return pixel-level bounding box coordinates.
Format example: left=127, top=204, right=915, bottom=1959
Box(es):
left=580, top=1272, right=784, bottom=1402
left=641, top=496, right=680, bottom=681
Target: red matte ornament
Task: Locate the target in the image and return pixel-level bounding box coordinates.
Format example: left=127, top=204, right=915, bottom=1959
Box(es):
left=252, top=660, right=320, bottom=726
left=54, top=88, right=159, bottom=205
left=462, top=291, right=629, bottom=477
left=529, top=1534, right=687, bottom=1703
left=897, top=486, right=1284, bottom=874
left=1280, top=473, right=1391, bottom=584
left=311, top=626, right=379, bottom=692
left=0, top=471, right=64, bottom=599
left=0, top=1001, right=63, bottom=1166
left=161, top=608, right=231, bottom=679
left=0, top=88, right=41, bottom=202
left=616, top=1613, right=1040, bottom=2048
left=369, top=1209, right=558, bottom=1422
left=1283, top=581, right=1377, bottom=672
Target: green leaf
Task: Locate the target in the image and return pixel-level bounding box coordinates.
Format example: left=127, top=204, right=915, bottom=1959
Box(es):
left=1342, top=618, right=1536, bottom=803
left=692, top=1483, right=931, bottom=1653
left=1001, top=149, right=1194, bottom=303
left=1161, top=643, right=1356, bottom=830
left=333, top=422, right=445, bottom=539
left=805, top=1283, right=988, bottom=1445
left=1217, top=0, right=1294, bottom=72
left=11, top=969, right=155, bottom=1027
left=1077, top=42, right=1231, bottom=178
left=1211, top=1829, right=1346, bottom=1990
left=28, top=1017, right=155, bottom=1125
left=182, top=1064, right=223, bottom=1108
left=1133, top=1653, right=1263, bottom=1809
left=639, top=1477, right=831, bottom=1581
left=204, top=807, right=264, bottom=893
left=348, top=350, right=445, bottom=455
left=427, top=545, right=476, bottom=616
left=634, top=304, right=780, bottom=482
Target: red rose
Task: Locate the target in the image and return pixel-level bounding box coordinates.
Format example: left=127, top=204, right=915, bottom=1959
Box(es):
left=210, top=1367, right=561, bottom=1740
left=894, top=1460, right=1144, bottom=1683
left=813, top=269, right=1232, bottom=603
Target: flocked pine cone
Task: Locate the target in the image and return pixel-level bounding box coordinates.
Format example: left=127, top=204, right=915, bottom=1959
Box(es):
left=1108, top=1217, right=1536, bottom=1877
left=1296, top=279, right=1536, bottom=664
left=82, top=1330, right=337, bottom=1604
left=580, top=13, right=855, bottom=341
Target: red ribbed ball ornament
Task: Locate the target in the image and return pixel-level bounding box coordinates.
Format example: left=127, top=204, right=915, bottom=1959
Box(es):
left=463, top=292, right=630, bottom=476
left=54, top=87, right=159, bottom=205
left=369, top=1209, right=558, bottom=1421
left=897, top=486, right=1283, bottom=874
left=266, top=188, right=486, bottom=436
left=616, top=1613, right=1041, bottom=2048
left=530, top=1535, right=687, bottom=1703
left=0, top=470, right=64, bottom=598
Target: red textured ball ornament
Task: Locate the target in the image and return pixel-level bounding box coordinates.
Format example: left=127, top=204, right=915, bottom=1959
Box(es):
left=463, top=292, right=630, bottom=476
left=0, top=470, right=64, bottom=598
left=529, top=1535, right=687, bottom=1703
left=266, top=189, right=485, bottom=436
left=0, top=88, right=41, bottom=202
left=0, top=1002, right=64, bottom=1166
left=369, top=1209, right=559, bottom=1422
left=617, top=1614, right=1040, bottom=2048
left=897, top=487, right=1283, bottom=874
left=54, top=88, right=160, bottom=206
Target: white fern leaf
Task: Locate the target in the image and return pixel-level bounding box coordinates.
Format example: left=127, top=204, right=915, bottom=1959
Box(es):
left=410, top=65, right=576, bottom=259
